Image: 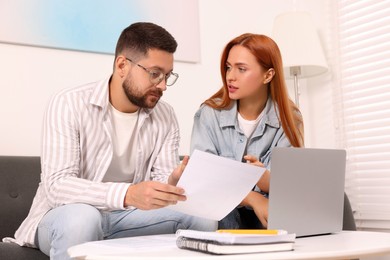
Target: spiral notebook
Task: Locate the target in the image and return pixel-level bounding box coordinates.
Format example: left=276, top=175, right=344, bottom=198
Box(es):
left=176, top=236, right=294, bottom=255
left=175, top=229, right=295, bottom=255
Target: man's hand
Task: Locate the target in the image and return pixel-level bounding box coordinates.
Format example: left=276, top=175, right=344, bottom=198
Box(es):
left=168, top=155, right=189, bottom=186
left=124, top=181, right=186, bottom=210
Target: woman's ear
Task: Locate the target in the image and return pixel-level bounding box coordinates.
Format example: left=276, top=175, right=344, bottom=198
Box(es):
left=264, top=68, right=275, bottom=84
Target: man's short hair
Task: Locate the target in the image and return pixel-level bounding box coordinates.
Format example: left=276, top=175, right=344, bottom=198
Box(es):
left=115, top=22, right=177, bottom=59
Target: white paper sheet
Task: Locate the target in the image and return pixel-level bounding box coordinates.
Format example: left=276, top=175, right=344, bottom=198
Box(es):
left=68, top=235, right=177, bottom=258
left=167, top=150, right=265, bottom=220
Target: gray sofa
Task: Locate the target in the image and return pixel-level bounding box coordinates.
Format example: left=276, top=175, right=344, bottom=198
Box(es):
left=0, top=156, right=48, bottom=260
left=0, top=155, right=356, bottom=260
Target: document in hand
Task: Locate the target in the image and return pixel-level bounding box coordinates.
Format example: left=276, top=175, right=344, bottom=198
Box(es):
left=175, top=229, right=296, bottom=255
left=167, top=150, right=266, bottom=220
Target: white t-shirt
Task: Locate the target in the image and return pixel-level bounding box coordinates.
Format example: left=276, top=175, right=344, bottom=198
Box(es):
left=103, top=104, right=139, bottom=182
left=237, top=111, right=263, bottom=138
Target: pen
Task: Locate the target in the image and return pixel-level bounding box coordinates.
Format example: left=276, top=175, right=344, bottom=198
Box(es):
left=216, top=229, right=286, bottom=235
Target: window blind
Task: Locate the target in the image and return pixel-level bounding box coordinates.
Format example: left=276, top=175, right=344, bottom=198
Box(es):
left=337, top=0, right=390, bottom=231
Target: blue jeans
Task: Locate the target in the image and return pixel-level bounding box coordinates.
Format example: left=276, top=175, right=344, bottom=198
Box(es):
left=35, top=203, right=217, bottom=260
left=219, top=207, right=263, bottom=229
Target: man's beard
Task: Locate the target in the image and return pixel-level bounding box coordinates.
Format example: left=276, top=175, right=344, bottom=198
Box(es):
left=122, top=77, right=163, bottom=109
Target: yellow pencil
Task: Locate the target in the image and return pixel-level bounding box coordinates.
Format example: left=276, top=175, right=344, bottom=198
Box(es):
left=216, top=229, right=284, bottom=235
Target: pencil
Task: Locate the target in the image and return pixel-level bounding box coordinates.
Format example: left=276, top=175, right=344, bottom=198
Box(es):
left=216, top=229, right=285, bottom=235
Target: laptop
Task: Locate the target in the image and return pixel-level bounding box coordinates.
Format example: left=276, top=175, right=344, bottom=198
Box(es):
left=267, top=147, right=346, bottom=237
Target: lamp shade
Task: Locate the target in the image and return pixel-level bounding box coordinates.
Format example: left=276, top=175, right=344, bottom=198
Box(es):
left=272, top=11, right=328, bottom=79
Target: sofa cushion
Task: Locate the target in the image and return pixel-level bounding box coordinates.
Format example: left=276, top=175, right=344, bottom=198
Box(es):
left=0, top=156, right=48, bottom=259
left=0, top=156, right=41, bottom=238
left=0, top=242, right=48, bottom=260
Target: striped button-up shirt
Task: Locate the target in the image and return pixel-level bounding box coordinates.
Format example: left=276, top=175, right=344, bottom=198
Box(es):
left=12, top=77, right=180, bottom=247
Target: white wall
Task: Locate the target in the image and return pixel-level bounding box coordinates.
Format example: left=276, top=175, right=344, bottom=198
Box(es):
left=0, top=0, right=335, bottom=156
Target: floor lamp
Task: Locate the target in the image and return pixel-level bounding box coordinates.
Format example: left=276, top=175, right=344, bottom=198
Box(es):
left=272, top=11, right=328, bottom=108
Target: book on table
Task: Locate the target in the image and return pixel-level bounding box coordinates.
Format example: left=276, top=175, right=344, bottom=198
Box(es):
left=175, top=229, right=296, bottom=255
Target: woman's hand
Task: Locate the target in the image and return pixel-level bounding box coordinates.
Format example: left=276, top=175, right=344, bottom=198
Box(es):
left=252, top=194, right=269, bottom=228
left=244, top=155, right=270, bottom=193
left=244, top=155, right=265, bottom=167
left=241, top=191, right=269, bottom=228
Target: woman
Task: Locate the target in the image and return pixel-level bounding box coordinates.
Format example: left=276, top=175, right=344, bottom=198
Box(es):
left=190, top=33, right=304, bottom=229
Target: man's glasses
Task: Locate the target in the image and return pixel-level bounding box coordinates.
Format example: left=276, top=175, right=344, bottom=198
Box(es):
left=126, top=58, right=179, bottom=86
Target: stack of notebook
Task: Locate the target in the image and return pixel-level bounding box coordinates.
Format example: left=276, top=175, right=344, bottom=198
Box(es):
left=175, top=229, right=296, bottom=255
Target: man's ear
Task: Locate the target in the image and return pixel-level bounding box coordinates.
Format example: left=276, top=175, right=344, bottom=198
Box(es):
left=264, top=68, right=275, bottom=84
left=115, top=56, right=128, bottom=78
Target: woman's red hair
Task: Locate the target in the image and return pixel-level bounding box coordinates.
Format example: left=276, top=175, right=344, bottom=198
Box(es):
left=204, top=33, right=304, bottom=147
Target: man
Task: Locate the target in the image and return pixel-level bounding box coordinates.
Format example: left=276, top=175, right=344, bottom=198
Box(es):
left=10, top=22, right=217, bottom=259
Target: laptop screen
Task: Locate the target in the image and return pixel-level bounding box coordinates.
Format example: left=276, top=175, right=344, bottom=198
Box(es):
left=267, top=147, right=346, bottom=237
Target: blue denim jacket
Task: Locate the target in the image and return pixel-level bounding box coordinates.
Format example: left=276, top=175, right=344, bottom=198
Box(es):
left=190, top=98, right=292, bottom=169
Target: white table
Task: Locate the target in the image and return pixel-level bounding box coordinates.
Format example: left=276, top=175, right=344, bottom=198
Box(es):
left=68, top=231, right=390, bottom=260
